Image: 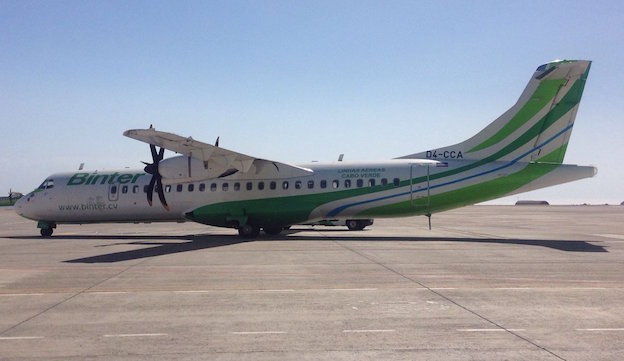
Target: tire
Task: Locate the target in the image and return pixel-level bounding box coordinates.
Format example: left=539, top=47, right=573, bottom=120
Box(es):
left=238, top=224, right=260, bottom=239
left=40, top=228, right=53, bottom=237
left=346, top=220, right=364, bottom=231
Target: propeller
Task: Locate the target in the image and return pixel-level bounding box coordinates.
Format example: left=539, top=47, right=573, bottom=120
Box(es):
left=142, top=144, right=169, bottom=211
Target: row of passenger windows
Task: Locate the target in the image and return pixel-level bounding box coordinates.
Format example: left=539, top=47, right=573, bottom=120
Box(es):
left=112, top=178, right=401, bottom=194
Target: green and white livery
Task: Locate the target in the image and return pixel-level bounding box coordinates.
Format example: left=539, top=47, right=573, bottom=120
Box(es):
left=16, top=60, right=596, bottom=238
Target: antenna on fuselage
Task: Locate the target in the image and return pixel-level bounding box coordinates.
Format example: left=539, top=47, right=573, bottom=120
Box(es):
left=79, top=163, right=84, bottom=170
left=338, top=154, right=344, bottom=162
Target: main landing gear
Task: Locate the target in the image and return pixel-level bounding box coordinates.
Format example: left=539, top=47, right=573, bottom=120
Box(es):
left=238, top=224, right=261, bottom=239
left=345, top=219, right=373, bottom=231
left=237, top=224, right=287, bottom=238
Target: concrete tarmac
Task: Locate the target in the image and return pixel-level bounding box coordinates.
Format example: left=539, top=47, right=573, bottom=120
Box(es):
left=0, top=205, right=623, bottom=360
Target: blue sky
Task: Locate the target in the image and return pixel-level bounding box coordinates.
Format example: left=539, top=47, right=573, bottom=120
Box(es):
left=2, top=1, right=623, bottom=204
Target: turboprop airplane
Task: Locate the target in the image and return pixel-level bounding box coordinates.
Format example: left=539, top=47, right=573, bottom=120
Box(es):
left=15, top=59, right=597, bottom=238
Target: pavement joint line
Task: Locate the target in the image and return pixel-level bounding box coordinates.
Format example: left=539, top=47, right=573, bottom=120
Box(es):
left=0, top=336, right=44, bottom=340
left=343, top=329, right=396, bottom=333
left=458, top=328, right=526, bottom=332
left=324, top=231, right=568, bottom=361
left=575, top=328, right=624, bottom=331
left=0, top=257, right=152, bottom=337
left=253, top=289, right=296, bottom=292
left=231, top=331, right=287, bottom=335
left=173, top=288, right=377, bottom=293
left=103, top=333, right=168, bottom=337
left=0, top=293, right=44, bottom=297
left=430, top=287, right=456, bottom=290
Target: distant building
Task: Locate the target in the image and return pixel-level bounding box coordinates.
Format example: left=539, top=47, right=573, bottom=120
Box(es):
left=515, top=200, right=549, bottom=206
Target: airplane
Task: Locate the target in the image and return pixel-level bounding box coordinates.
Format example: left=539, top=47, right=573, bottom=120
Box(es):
left=15, top=59, right=596, bottom=238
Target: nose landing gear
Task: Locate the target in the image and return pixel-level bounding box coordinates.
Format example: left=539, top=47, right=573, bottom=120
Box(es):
left=37, top=221, right=56, bottom=237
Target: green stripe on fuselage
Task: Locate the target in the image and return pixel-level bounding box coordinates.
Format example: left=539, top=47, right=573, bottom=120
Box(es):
left=358, top=162, right=559, bottom=217
left=188, top=183, right=397, bottom=228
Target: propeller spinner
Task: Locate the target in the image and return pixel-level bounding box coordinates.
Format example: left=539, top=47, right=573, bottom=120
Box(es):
left=142, top=144, right=169, bottom=211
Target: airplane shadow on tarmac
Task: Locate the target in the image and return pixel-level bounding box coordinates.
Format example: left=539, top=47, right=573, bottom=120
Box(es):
left=13, top=231, right=600, bottom=264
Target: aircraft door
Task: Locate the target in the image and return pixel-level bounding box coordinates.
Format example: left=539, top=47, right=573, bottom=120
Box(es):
left=409, top=164, right=430, bottom=211
left=108, top=183, right=120, bottom=202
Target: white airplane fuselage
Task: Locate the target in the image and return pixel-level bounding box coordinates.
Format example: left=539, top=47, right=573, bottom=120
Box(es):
left=15, top=158, right=595, bottom=226
left=15, top=59, right=597, bottom=237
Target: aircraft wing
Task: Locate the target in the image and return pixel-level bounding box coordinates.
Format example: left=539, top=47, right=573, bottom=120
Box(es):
left=124, top=128, right=313, bottom=179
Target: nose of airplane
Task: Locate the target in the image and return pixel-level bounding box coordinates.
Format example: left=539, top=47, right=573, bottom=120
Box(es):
left=14, top=193, right=30, bottom=218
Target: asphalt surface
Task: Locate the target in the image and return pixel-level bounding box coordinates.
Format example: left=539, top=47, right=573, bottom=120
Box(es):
left=1, top=205, right=623, bottom=360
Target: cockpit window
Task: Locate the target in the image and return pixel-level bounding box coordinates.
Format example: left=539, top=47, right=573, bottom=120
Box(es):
left=38, top=179, right=54, bottom=190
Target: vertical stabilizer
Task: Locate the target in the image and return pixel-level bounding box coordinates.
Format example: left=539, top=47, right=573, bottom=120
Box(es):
left=400, top=60, right=591, bottom=164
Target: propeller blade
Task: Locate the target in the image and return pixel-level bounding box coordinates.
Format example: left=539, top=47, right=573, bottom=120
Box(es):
left=143, top=144, right=169, bottom=210
left=156, top=177, right=169, bottom=211
left=150, top=144, right=158, bottom=161
left=146, top=175, right=156, bottom=207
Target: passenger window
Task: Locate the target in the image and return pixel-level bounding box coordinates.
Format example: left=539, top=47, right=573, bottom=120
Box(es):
left=258, top=182, right=265, bottom=190
left=344, top=179, right=351, bottom=188
left=357, top=179, right=363, bottom=187
left=222, top=183, right=229, bottom=191
left=188, top=184, right=194, bottom=192
left=332, top=180, right=339, bottom=189
left=320, top=180, right=327, bottom=189
left=295, top=181, right=302, bottom=189
left=122, top=185, right=128, bottom=194
left=270, top=181, right=277, bottom=190
left=393, top=178, right=400, bottom=187
left=199, top=183, right=206, bottom=192
left=381, top=178, right=388, bottom=186
left=307, top=180, right=314, bottom=189
left=368, top=179, right=376, bottom=187
left=282, top=181, right=289, bottom=190
left=246, top=182, right=253, bottom=191
left=165, top=185, right=171, bottom=193
left=133, top=185, right=139, bottom=193
left=210, top=183, right=217, bottom=192
left=177, top=184, right=183, bottom=192
left=234, top=182, right=240, bottom=191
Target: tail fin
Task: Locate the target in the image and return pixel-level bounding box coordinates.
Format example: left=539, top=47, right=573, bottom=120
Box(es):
left=400, top=60, right=591, bottom=164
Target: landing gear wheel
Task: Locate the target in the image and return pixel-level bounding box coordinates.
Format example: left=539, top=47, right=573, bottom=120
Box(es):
left=263, top=226, right=283, bottom=236
left=238, top=224, right=260, bottom=239
left=346, top=220, right=364, bottom=231
left=40, top=228, right=53, bottom=237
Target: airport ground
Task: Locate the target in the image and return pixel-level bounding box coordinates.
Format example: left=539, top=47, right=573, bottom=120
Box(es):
left=0, top=205, right=623, bottom=360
